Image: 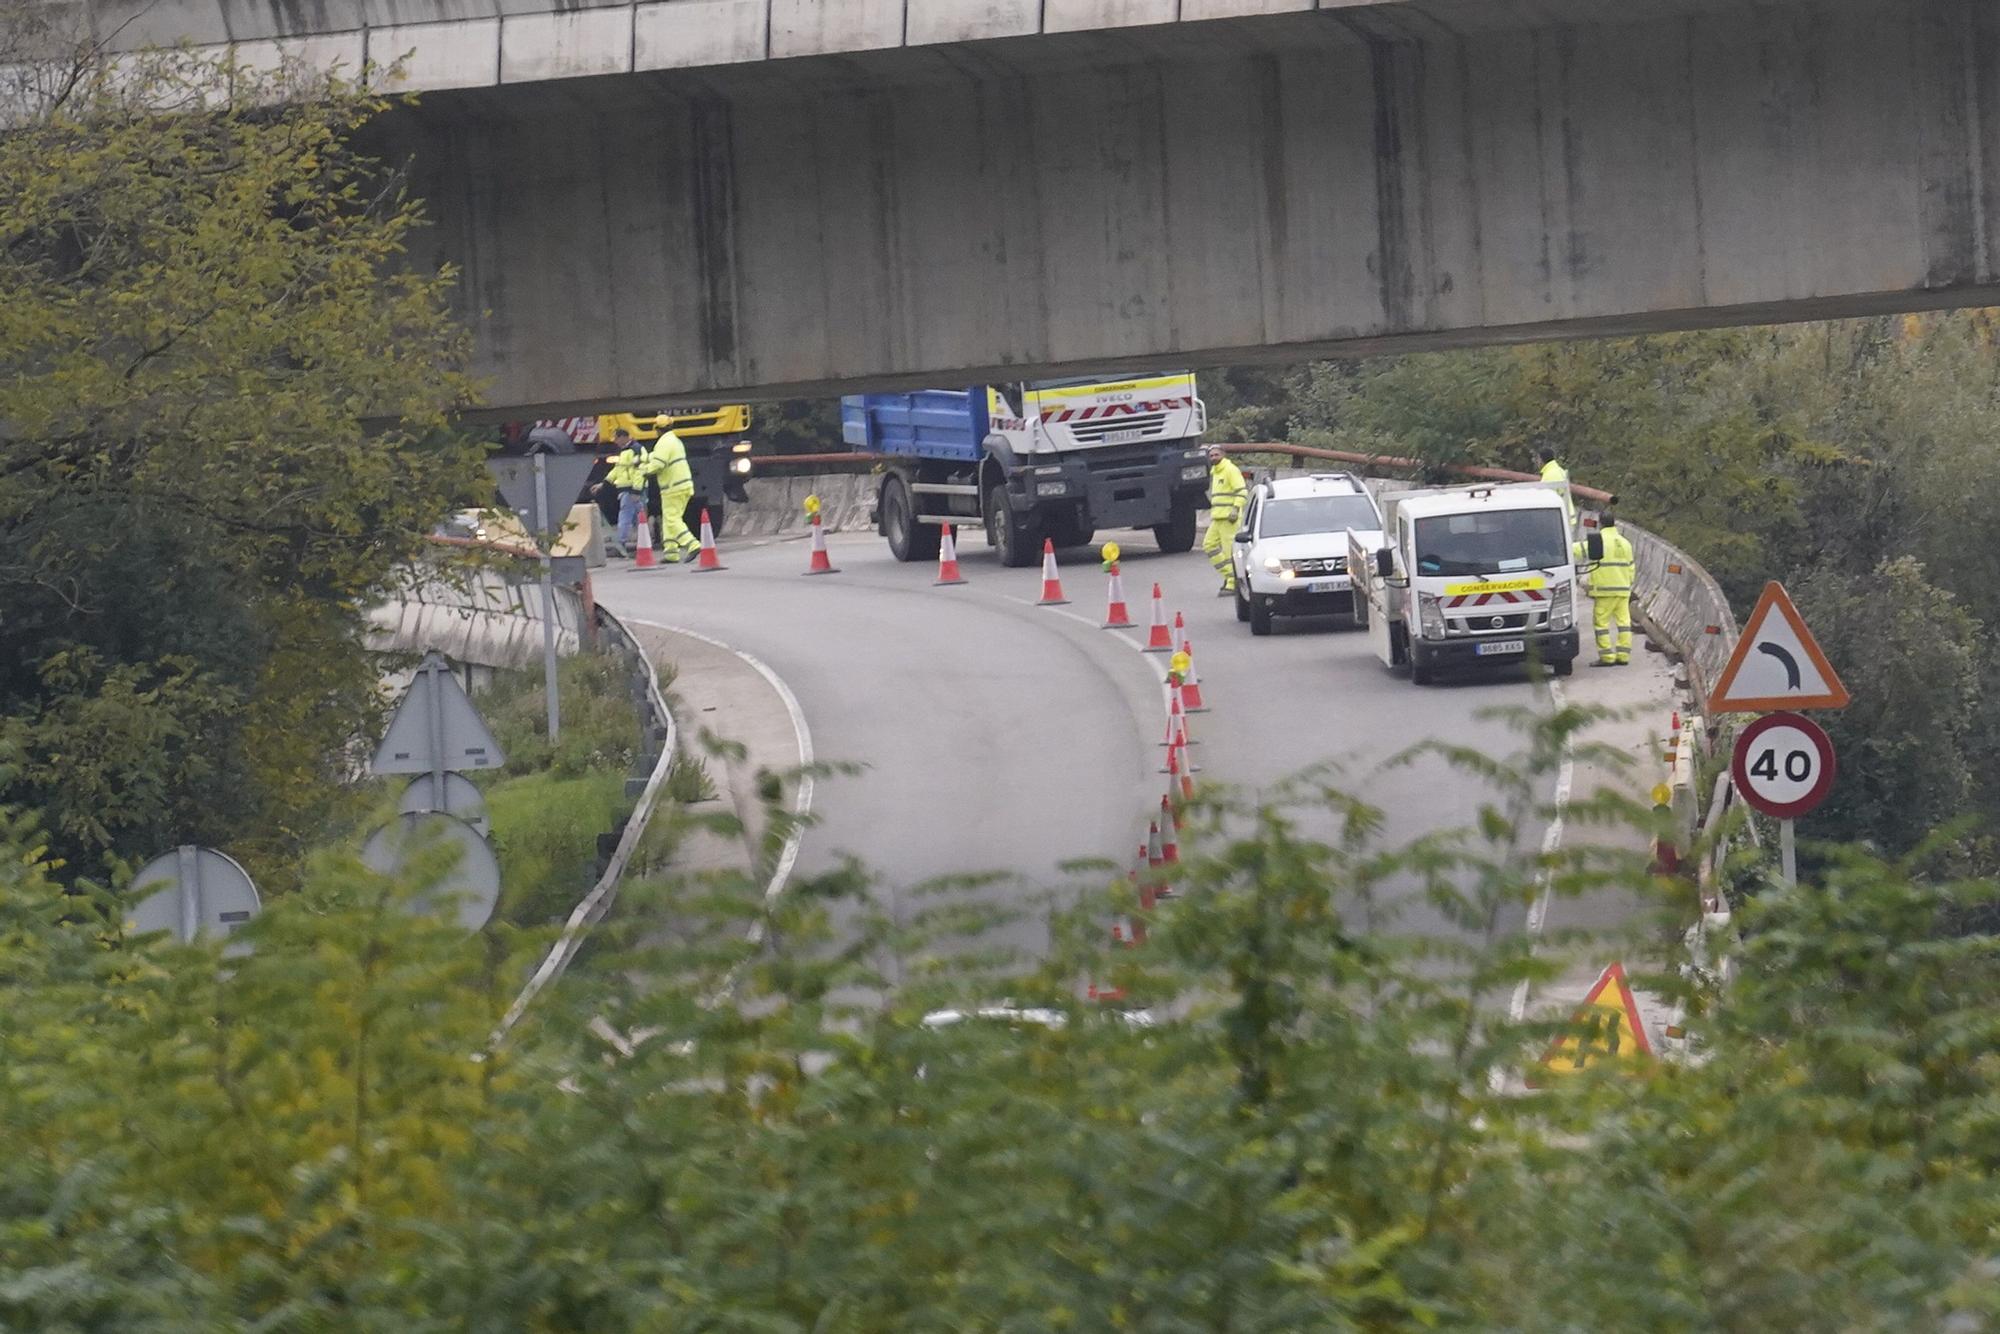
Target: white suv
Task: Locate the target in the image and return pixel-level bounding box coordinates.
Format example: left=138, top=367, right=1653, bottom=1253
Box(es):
left=1232, top=473, right=1385, bottom=636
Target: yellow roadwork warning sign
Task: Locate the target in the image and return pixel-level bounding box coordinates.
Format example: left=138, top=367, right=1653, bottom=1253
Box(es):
left=1443, top=576, right=1546, bottom=596
left=1535, top=962, right=1653, bottom=1081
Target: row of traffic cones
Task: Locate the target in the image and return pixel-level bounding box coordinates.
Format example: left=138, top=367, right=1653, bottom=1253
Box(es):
left=632, top=507, right=727, bottom=572
left=1090, top=643, right=1206, bottom=1002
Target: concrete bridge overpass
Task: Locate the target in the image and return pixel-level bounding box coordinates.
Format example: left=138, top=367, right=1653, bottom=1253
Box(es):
left=54, top=0, right=2000, bottom=415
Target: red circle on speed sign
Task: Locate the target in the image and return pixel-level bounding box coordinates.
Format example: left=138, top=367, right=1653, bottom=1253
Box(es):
left=1731, top=711, right=1837, bottom=819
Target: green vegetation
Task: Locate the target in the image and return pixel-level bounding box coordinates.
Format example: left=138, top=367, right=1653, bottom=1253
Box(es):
left=475, top=651, right=648, bottom=925
left=5, top=709, right=1998, bottom=1327
left=1202, top=312, right=2000, bottom=863
left=0, top=20, right=482, bottom=887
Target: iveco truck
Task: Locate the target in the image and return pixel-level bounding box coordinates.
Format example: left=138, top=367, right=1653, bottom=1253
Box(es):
left=842, top=373, right=1210, bottom=567
left=1347, top=482, right=1585, bottom=684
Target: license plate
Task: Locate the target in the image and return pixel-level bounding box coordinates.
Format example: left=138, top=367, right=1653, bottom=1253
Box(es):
left=1099, top=428, right=1149, bottom=444
left=1475, top=639, right=1526, bottom=657
left=1304, top=578, right=1347, bottom=593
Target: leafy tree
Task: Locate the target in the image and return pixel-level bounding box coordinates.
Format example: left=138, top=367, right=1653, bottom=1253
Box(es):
left=0, top=18, right=483, bottom=881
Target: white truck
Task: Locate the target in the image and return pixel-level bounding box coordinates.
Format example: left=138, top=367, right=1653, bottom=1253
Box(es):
left=1347, top=483, right=1589, bottom=684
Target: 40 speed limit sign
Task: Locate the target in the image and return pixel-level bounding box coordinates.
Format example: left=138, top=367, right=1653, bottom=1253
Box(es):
left=1731, top=711, right=1837, bottom=819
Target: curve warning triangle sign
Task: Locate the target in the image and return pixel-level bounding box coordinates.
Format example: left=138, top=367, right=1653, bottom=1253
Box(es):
left=1707, top=581, right=1849, bottom=714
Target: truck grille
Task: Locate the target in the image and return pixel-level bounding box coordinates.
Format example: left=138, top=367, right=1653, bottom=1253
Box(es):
left=1079, top=443, right=1168, bottom=478
left=1069, top=413, right=1168, bottom=443
left=1449, top=612, right=1536, bottom=634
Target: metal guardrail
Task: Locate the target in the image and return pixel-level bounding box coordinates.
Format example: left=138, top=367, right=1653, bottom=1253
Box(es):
left=491, top=603, right=677, bottom=1044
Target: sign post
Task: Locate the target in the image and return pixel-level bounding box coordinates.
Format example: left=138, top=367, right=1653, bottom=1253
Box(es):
left=1730, top=711, right=1838, bottom=887
left=1708, top=582, right=1850, bottom=889
left=488, top=451, right=596, bottom=746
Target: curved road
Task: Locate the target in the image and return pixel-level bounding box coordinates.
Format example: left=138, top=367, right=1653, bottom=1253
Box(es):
left=596, top=523, right=1668, bottom=952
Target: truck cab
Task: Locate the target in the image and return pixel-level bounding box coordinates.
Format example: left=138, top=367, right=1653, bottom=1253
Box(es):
left=1348, top=483, right=1581, bottom=684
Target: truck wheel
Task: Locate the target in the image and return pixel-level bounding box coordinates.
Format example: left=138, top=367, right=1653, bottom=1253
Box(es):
left=1235, top=582, right=1251, bottom=624
left=688, top=497, right=725, bottom=536
left=882, top=477, right=940, bottom=562
left=984, top=487, right=1040, bottom=568
left=1047, top=511, right=1094, bottom=549
left=1249, top=599, right=1274, bottom=637
left=1153, top=498, right=1199, bottom=554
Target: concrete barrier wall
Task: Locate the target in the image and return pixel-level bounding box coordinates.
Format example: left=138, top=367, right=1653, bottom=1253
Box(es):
left=1624, top=521, right=1739, bottom=712
left=367, top=564, right=583, bottom=668
left=736, top=471, right=878, bottom=539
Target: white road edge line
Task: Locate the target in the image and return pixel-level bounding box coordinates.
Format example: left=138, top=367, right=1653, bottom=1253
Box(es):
left=625, top=618, right=815, bottom=918
left=1509, top=678, right=1573, bottom=1023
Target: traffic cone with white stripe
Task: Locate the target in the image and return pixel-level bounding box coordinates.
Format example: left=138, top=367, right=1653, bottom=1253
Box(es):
left=1167, top=740, right=1195, bottom=803
left=1178, top=637, right=1207, bottom=711
left=692, top=509, right=726, bottom=572
left=935, top=524, right=967, bottom=586
left=803, top=513, right=838, bottom=575
left=1146, top=820, right=1165, bottom=869
left=1143, top=584, right=1172, bottom=651
left=1037, top=539, right=1069, bottom=605
left=1157, top=798, right=1179, bottom=865
left=1160, top=688, right=1197, bottom=750
left=1103, top=562, right=1133, bottom=628
left=633, top=508, right=658, bottom=570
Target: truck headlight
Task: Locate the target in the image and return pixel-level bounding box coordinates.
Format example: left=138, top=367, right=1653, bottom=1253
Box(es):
left=731, top=458, right=753, bottom=475
left=1181, top=464, right=1207, bottom=481
left=1547, top=581, right=1573, bottom=630
left=731, top=441, right=752, bottom=454
left=1417, top=592, right=1446, bottom=640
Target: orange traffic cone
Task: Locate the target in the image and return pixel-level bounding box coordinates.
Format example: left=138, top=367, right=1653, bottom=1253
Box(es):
left=1111, top=914, right=1145, bottom=947
left=935, top=523, right=967, bottom=585
left=1167, top=741, right=1195, bottom=802
left=1178, top=637, right=1207, bottom=712
left=1133, top=848, right=1158, bottom=911
left=1143, top=584, right=1172, bottom=651
left=633, top=508, right=658, bottom=570
left=1037, top=539, right=1069, bottom=605
left=1160, top=687, right=1198, bottom=749
left=692, top=509, right=726, bottom=572
left=1087, top=982, right=1127, bottom=1002
left=1103, top=562, right=1133, bottom=628
left=1158, top=801, right=1179, bottom=865
left=803, top=513, right=839, bottom=575
left=1146, top=820, right=1164, bottom=869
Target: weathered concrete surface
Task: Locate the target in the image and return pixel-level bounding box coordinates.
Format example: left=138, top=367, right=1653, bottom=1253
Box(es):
left=59, top=0, right=2000, bottom=411
left=348, top=0, right=2000, bottom=414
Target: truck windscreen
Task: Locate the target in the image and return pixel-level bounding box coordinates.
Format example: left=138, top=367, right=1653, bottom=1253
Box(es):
left=1413, top=509, right=1568, bottom=576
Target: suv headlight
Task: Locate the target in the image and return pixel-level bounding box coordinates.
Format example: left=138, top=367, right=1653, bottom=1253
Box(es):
left=1547, top=580, right=1573, bottom=630
left=1417, top=591, right=1445, bottom=640
left=1263, top=556, right=1284, bottom=574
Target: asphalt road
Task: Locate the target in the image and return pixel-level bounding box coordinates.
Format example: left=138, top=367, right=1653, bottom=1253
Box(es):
left=597, top=523, right=1657, bottom=956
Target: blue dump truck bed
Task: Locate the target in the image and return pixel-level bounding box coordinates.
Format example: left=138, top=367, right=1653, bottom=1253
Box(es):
left=841, top=390, right=991, bottom=463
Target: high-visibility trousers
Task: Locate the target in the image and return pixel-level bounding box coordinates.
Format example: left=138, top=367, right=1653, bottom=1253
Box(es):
left=1202, top=515, right=1239, bottom=590
left=1592, top=593, right=1632, bottom=664
left=659, top=485, right=699, bottom=558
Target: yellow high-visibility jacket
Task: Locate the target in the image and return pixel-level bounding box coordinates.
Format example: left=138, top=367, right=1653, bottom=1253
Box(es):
left=607, top=448, right=645, bottom=490
left=649, top=432, right=694, bottom=491
left=1208, top=457, right=1248, bottom=522
left=1580, top=527, right=1635, bottom=595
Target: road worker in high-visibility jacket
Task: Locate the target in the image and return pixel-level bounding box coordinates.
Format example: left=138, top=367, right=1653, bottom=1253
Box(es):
left=1575, top=513, right=1635, bottom=666
left=605, top=429, right=647, bottom=555
left=1202, top=444, right=1248, bottom=596
left=1534, top=445, right=1576, bottom=535
left=647, top=430, right=702, bottom=562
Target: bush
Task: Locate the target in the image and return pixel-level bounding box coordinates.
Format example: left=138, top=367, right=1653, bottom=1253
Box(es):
left=483, top=769, right=629, bottom=924
left=480, top=649, right=641, bottom=780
